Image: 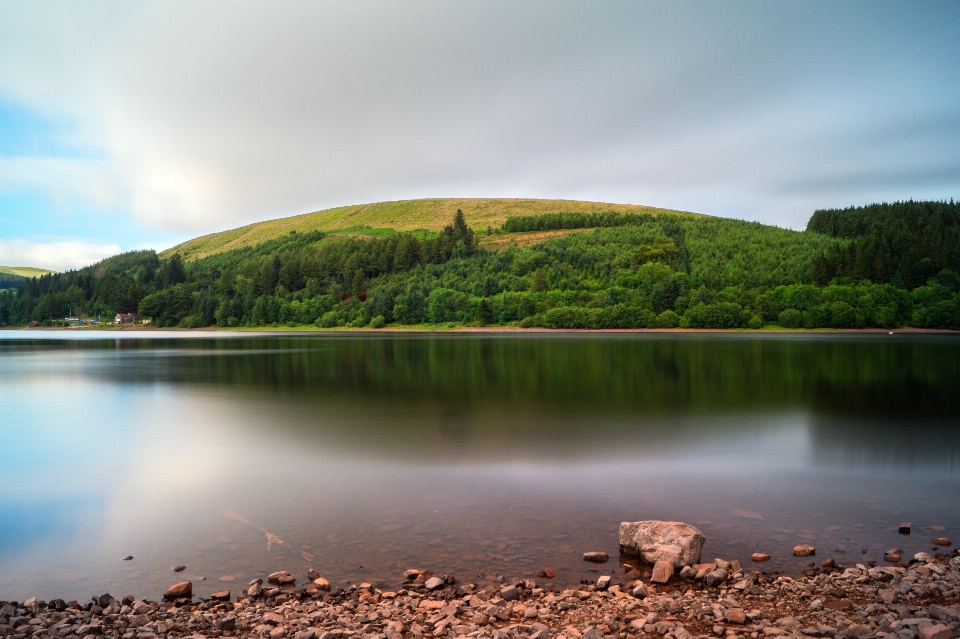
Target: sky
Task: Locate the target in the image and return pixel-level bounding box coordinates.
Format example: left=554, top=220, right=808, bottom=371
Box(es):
left=0, top=1, right=959, bottom=271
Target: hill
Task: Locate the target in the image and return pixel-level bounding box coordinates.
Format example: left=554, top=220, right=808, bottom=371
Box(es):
left=163, top=198, right=693, bottom=261
left=0, top=266, right=56, bottom=278
left=2, top=200, right=957, bottom=330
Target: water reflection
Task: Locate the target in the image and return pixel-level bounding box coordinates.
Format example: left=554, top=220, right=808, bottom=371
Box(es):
left=0, top=332, right=958, bottom=602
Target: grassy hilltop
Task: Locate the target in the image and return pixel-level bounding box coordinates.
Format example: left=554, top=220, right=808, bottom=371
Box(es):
left=163, top=198, right=692, bottom=261
left=0, top=266, right=56, bottom=278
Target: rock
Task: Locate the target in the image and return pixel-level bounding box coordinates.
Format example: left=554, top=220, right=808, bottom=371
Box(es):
left=725, top=609, right=746, bottom=624
left=596, top=575, right=611, bottom=590
left=931, top=537, right=951, bottom=547
left=424, top=577, right=444, bottom=590
left=123, top=556, right=133, bottom=561
left=211, top=590, right=230, bottom=601
left=651, top=560, right=674, bottom=583
left=619, top=520, right=706, bottom=568
left=629, top=619, right=646, bottom=631
left=694, top=562, right=717, bottom=579
left=162, top=582, right=192, bottom=600
left=822, top=558, right=836, bottom=568
left=76, top=624, right=103, bottom=636
left=247, top=582, right=262, bottom=597
left=583, top=552, right=609, bottom=563
left=777, top=617, right=800, bottom=630
left=307, top=569, right=320, bottom=580
left=313, top=577, right=330, bottom=590
left=899, top=522, right=911, bottom=534
left=679, top=566, right=697, bottom=579
left=631, top=583, right=649, bottom=598
left=752, top=553, right=771, bottom=562
left=704, top=569, right=728, bottom=587
left=918, top=626, right=952, bottom=639
left=172, top=565, right=186, bottom=572
left=928, top=605, right=958, bottom=622
left=846, top=624, right=872, bottom=638
left=914, top=552, right=933, bottom=562
left=268, top=570, right=295, bottom=584
left=500, top=585, right=520, bottom=600
left=22, top=597, right=37, bottom=610
left=293, top=632, right=316, bottom=639
left=793, top=545, right=816, bottom=556
left=270, top=627, right=287, bottom=639
left=216, top=617, right=236, bottom=631
left=582, top=629, right=605, bottom=639
left=539, top=567, right=557, bottom=579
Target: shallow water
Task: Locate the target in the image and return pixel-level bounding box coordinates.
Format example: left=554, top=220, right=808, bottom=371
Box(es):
left=1, top=331, right=958, bottom=602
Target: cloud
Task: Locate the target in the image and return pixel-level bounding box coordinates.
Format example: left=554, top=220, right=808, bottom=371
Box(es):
left=0, top=239, right=123, bottom=272
left=0, top=1, right=958, bottom=238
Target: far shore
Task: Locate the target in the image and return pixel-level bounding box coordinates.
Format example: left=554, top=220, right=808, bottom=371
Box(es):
left=5, top=325, right=959, bottom=335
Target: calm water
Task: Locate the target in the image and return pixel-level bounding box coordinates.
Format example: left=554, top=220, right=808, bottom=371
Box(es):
left=1, top=331, right=959, bottom=602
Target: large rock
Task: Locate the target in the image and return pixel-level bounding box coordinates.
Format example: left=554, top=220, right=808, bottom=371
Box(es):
left=619, top=521, right=706, bottom=568
left=163, top=581, right=192, bottom=600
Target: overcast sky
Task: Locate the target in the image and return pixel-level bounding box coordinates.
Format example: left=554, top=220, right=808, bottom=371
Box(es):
left=1, top=1, right=958, bottom=271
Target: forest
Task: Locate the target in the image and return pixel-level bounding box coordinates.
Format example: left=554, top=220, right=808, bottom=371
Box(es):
left=1, top=202, right=958, bottom=330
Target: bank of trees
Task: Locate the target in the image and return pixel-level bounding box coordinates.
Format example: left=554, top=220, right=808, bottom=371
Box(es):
left=1, top=204, right=958, bottom=330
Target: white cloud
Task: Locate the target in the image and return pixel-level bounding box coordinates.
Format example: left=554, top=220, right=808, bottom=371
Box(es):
left=0, top=239, right=123, bottom=272
left=0, top=2, right=957, bottom=237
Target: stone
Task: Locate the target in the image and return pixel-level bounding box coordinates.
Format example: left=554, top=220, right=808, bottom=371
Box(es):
left=793, top=545, right=816, bottom=556
left=918, top=626, right=952, bottom=639
left=123, top=556, right=133, bottom=561
left=172, top=565, right=186, bottom=572
left=879, top=588, right=896, bottom=603
left=928, top=605, right=958, bottom=622
left=583, top=552, right=609, bottom=563
left=752, top=553, right=772, bottom=562
left=651, top=560, right=674, bottom=583
left=293, top=632, right=316, bottom=639
left=162, top=582, right=192, bottom=600
left=704, top=569, right=728, bottom=587
left=210, top=590, right=230, bottom=601
left=216, top=617, right=236, bottom=631
left=619, top=520, right=706, bottom=568
left=582, top=629, right=605, bottom=639
left=846, top=624, right=872, bottom=638
left=270, top=627, right=287, bottom=639
left=539, top=567, right=557, bottom=579
left=501, top=585, right=520, bottom=600
left=679, top=566, right=697, bottom=579
left=313, top=577, right=330, bottom=590
left=424, top=577, right=444, bottom=590
left=724, top=609, right=746, bottom=624
left=776, top=617, right=800, bottom=630
left=629, top=619, right=646, bottom=631
left=76, top=624, right=103, bottom=636
left=596, top=575, right=611, bottom=590
left=307, top=569, right=320, bottom=580
left=914, top=552, right=933, bottom=562
left=268, top=570, right=295, bottom=584
left=632, top=583, right=649, bottom=598
left=822, top=558, right=836, bottom=568
left=247, top=582, right=262, bottom=597
left=262, top=613, right=284, bottom=625
left=931, top=537, right=951, bottom=547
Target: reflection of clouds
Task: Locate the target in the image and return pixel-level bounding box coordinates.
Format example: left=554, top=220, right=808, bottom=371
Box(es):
left=808, top=416, right=960, bottom=475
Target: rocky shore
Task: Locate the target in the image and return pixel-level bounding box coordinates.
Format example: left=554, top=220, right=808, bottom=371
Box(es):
left=3, top=534, right=959, bottom=639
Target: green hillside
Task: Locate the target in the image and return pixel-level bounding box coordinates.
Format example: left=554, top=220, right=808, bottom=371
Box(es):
left=2, top=200, right=958, bottom=330
left=163, top=198, right=693, bottom=261
left=0, top=266, right=56, bottom=278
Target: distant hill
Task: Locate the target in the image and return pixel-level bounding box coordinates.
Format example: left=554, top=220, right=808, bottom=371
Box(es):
left=0, top=266, right=56, bottom=278
left=162, top=198, right=693, bottom=261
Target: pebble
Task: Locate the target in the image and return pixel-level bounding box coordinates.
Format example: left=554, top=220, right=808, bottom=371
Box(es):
left=932, top=537, right=952, bottom=547
left=595, top=575, right=611, bottom=590
left=423, top=576, right=444, bottom=590
left=793, top=544, right=816, bottom=556
left=752, top=552, right=771, bottom=562
left=582, top=552, right=609, bottom=563
left=172, top=565, right=186, bottom=572
left=538, top=567, right=557, bottom=579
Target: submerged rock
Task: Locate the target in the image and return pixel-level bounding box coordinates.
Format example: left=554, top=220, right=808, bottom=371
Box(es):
left=582, top=552, right=609, bottom=563
left=752, top=552, right=771, bottom=562
left=793, top=545, right=816, bottom=556
left=619, top=520, right=706, bottom=568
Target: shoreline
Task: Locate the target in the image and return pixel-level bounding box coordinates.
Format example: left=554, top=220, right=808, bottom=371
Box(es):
left=4, top=326, right=960, bottom=335
left=2, top=552, right=958, bottom=639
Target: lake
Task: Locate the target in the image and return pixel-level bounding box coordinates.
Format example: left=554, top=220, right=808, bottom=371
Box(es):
left=1, top=331, right=958, bottom=603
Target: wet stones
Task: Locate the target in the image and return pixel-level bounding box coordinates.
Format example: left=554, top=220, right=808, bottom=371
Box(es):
left=651, top=560, right=674, bottom=584
left=752, top=552, right=772, bottom=562
left=931, top=537, right=951, bottom=547
left=595, top=575, right=611, bottom=590
left=268, top=570, right=296, bottom=584
left=619, top=520, right=706, bottom=568
left=424, top=576, right=444, bottom=590
left=210, top=590, right=230, bottom=601
left=538, top=567, right=557, bottom=579
left=793, top=544, right=816, bottom=557
left=312, top=577, right=330, bottom=591
left=822, top=558, right=836, bottom=568
left=162, top=581, right=192, bottom=600
left=172, top=565, right=186, bottom=573
left=582, top=552, right=609, bottom=563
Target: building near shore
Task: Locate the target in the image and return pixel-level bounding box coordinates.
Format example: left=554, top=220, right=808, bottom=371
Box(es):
left=114, top=313, right=140, bottom=324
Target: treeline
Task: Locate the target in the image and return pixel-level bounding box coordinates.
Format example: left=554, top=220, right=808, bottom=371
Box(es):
left=502, top=211, right=656, bottom=232
left=807, top=200, right=960, bottom=289
left=1, top=203, right=958, bottom=330
left=0, top=271, right=27, bottom=290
